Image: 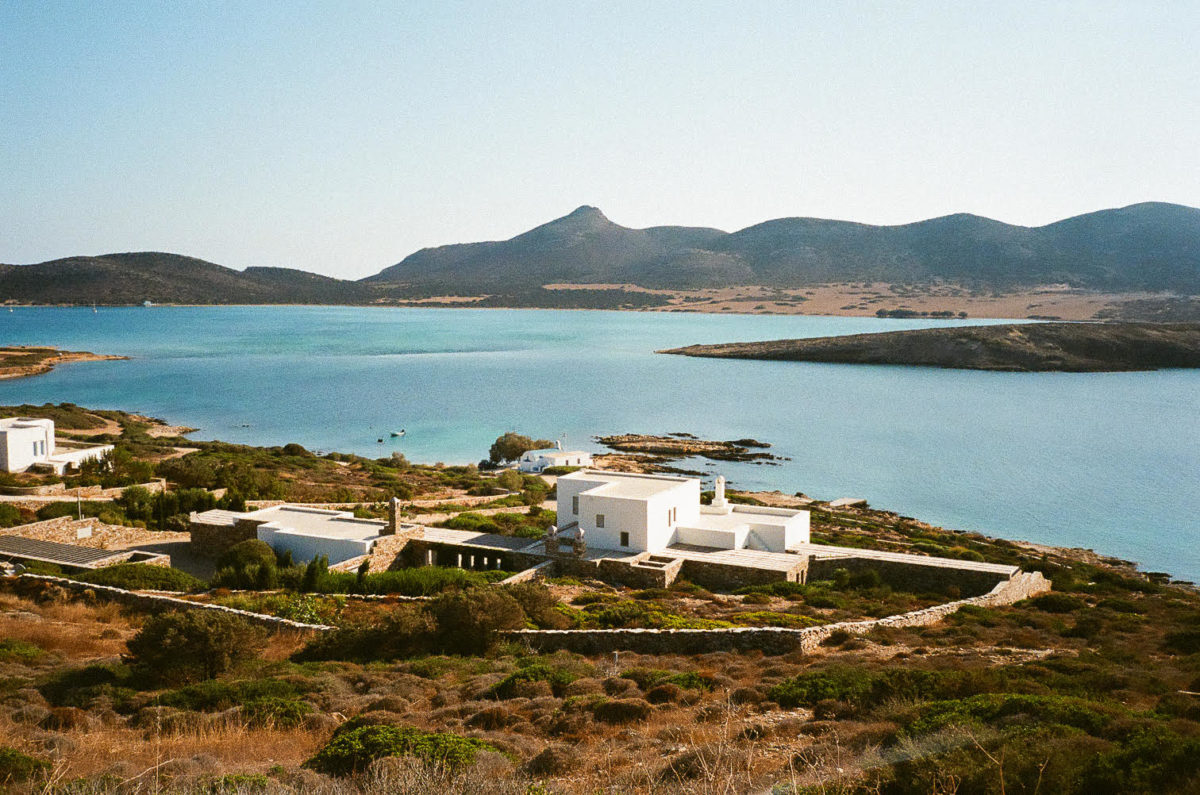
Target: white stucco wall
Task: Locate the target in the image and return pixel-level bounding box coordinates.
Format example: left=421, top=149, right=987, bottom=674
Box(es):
left=675, top=524, right=749, bottom=550
left=0, top=419, right=55, bottom=472
left=257, top=525, right=376, bottom=565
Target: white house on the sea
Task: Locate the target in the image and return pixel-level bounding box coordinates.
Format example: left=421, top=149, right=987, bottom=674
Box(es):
left=0, top=418, right=113, bottom=475
left=554, top=470, right=809, bottom=554
left=518, top=443, right=592, bottom=474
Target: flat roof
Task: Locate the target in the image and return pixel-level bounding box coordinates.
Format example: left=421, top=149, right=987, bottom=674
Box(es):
left=191, top=509, right=242, bottom=527
left=0, top=535, right=124, bottom=568
left=563, top=469, right=696, bottom=499
left=667, top=543, right=808, bottom=573
left=249, top=505, right=385, bottom=541
left=419, top=526, right=539, bottom=551
left=795, top=543, right=1019, bottom=576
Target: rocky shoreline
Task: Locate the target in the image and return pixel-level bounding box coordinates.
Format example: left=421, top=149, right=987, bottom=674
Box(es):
left=0, top=345, right=127, bottom=380
left=593, top=433, right=786, bottom=474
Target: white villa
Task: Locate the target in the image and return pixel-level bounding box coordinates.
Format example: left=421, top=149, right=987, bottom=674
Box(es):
left=0, top=418, right=113, bottom=475
left=554, top=470, right=809, bottom=554
left=190, top=502, right=419, bottom=566
left=517, top=443, right=592, bottom=474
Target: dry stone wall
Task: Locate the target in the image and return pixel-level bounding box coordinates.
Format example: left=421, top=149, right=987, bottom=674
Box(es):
left=508, top=571, right=1051, bottom=655
left=5, top=574, right=333, bottom=631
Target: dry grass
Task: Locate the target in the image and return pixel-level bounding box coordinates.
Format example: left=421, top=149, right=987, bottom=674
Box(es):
left=0, top=593, right=134, bottom=659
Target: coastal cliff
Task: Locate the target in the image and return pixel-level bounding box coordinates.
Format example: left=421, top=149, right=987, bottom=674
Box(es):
left=660, top=322, right=1200, bottom=372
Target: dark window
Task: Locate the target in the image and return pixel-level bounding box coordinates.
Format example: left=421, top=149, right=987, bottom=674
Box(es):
left=620, top=531, right=629, bottom=547
left=572, top=496, right=579, bottom=514
left=596, top=514, right=605, bottom=528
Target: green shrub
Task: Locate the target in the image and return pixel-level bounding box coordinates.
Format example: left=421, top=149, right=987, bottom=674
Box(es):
left=0, top=746, right=50, bottom=785
left=1029, top=593, right=1087, bottom=613
left=620, top=668, right=715, bottom=692
left=0, top=503, right=23, bottom=528
left=241, top=696, right=313, bottom=728
left=732, top=611, right=824, bottom=628
left=127, top=611, right=267, bottom=682
left=73, top=563, right=206, bottom=592
left=160, top=678, right=300, bottom=711
left=1164, top=629, right=1200, bottom=655
left=489, top=663, right=580, bottom=698
left=316, top=566, right=507, bottom=596
left=593, top=698, right=652, bottom=724
left=292, top=603, right=435, bottom=662
left=39, top=663, right=140, bottom=710
left=217, top=539, right=277, bottom=572
left=0, top=639, right=42, bottom=663
left=505, top=582, right=570, bottom=629
left=902, top=693, right=1129, bottom=738
left=429, top=589, right=527, bottom=654
left=304, top=725, right=498, bottom=777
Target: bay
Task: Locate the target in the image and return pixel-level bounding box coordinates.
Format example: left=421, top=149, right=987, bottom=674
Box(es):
left=2, top=305, right=1197, bottom=581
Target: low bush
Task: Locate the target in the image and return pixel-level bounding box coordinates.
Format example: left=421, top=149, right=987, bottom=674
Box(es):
left=160, top=678, right=300, bottom=711
left=505, top=582, right=570, bottom=629
left=0, top=747, right=50, bottom=786
left=1164, top=630, right=1200, bottom=655
left=127, top=611, right=267, bottom=682
left=489, top=663, right=580, bottom=699
left=241, top=696, right=313, bottom=728
left=0, top=638, right=42, bottom=663
left=620, top=668, right=715, bottom=692
left=1029, top=593, right=1087, bottom=613
left=0, top=503, right=23, bottom=528
left=592, top=698, right=652, bottom=724
left=304, top=725, right=499, bottom=777
left=429, top=589, right=527, bottom=654
left=72, top=563, right=206, bottom=592
left=39, top=663, right=141, bottom=710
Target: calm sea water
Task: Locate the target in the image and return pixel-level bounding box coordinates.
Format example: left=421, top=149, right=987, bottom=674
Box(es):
left=2, top=306, right=1197, bottom=580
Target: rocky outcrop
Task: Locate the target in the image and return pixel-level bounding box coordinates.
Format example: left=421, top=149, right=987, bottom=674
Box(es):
left=661, top=322, right=1200, bottom=372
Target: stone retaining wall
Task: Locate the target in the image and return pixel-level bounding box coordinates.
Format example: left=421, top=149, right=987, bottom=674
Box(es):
left=4, top=574, right=333, bottom=632
left=0, top=516, right=100, bottom=544
left=508, top=571, right=1050, bottom=655
left=807, top=555, right=1008, bottom=596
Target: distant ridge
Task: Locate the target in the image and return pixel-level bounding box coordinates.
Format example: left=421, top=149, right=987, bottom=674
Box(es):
left=3, top=202, right=1199, bottom=305
left=367, top=202, right=1200, bottom=294
left=0, top=252, right=374, bottom=305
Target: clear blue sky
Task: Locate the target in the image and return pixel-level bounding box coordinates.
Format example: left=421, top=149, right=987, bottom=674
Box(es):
left=3, top=1, right=1198, bottom=278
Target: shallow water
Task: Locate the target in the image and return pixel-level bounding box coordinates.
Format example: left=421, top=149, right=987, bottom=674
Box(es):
left=2, top=306, right=1197, bottom=580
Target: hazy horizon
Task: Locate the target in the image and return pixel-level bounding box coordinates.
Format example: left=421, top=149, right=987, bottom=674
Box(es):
left=4, top=1, right=1198, bottom=278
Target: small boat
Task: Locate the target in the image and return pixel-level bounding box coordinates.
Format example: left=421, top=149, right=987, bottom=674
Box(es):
left=390, top=429, right=406, bottom=437
left=377, top=438, right=384, bottom=443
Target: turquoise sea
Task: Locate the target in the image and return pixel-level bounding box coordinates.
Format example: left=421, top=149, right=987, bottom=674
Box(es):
left=2, top=306, right=1197, bottom=581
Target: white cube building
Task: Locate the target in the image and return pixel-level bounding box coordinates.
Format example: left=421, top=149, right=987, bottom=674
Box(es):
left=518, top=445, right=592, bottom=473
left=0, top=417, right=113, bottom=475
left=555, top=470, right=809, bottom=554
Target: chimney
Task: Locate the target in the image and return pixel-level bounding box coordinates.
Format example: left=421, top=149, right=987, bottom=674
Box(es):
left=385, top=497, right=401, bottom=536
left=711, top=475, right=731, bottom=512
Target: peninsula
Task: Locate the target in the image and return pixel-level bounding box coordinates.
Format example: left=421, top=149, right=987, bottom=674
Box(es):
left=659, top=322, right=1200, bottom=372
left=0, top=345, right=127, bottom=380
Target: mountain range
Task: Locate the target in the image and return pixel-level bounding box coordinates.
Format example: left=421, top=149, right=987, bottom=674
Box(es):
left=3, top=202, right=1199, bottom=305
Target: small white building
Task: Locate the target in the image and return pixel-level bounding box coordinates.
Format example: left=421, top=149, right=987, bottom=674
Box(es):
left=0, top=417, right=113, bottom=475
left=191, top=500, right=420, bottom=566
left=555, top=470, right=809, bottom=554
left=518, top=443, right=592, bottom=474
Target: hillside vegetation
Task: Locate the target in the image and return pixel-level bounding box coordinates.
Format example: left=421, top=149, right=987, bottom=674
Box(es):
left=369, top=202, right=1200, bottom=293
left=661, top=322, right=1200, bottom=372
left=5, top=202, right=1200, bottom=305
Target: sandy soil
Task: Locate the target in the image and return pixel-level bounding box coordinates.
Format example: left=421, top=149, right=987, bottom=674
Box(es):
left=543, top=282, right=1169, bottom=320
